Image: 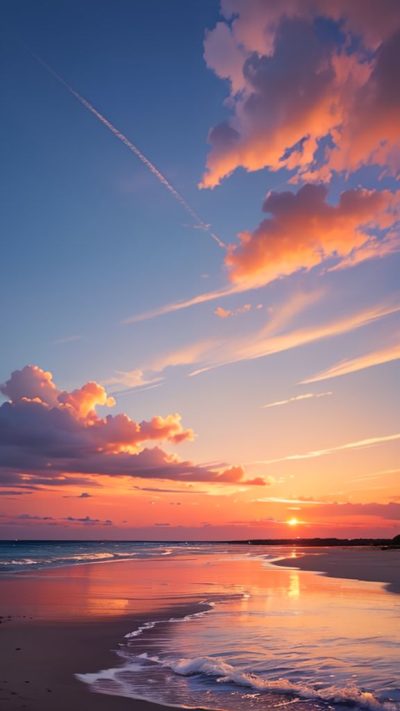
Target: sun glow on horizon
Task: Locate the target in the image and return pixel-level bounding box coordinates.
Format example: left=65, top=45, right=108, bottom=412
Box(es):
left=287, top=517, right=301, bottom=527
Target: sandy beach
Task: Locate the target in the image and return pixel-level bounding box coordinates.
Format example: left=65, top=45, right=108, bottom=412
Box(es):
left=0, top=556, right=208, bottom=711
left=0, top=613, right=184, bottom=711
left=273, top=547, right=400, bottom=594
left=1, top=546, right=399, bottom=711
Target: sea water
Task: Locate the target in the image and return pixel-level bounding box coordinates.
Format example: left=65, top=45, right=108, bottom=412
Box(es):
left=2, top=541, right=399, bottom=711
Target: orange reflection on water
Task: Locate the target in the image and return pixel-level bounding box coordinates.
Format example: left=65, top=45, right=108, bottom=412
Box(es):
left=0, top=545, right=396, bottom=637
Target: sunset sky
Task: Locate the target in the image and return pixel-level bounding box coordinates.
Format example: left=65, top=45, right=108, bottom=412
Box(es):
left=1, top=0, right=399, bottom=540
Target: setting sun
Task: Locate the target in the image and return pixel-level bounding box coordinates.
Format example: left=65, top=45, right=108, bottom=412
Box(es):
left=2, top=3, right=400, bottom=711
left=287, top=517, right=300, bottom=527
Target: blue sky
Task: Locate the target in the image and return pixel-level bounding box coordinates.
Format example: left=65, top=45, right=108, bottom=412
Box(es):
left=1, top=0, right=399, bottom=538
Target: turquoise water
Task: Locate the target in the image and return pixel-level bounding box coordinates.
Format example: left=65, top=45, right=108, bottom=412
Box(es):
left=0, top=539, right=197, bottom=571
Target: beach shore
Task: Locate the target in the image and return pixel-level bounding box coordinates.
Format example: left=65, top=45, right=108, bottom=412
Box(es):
left=1, top=546, right=399, bottom=710
left=0, top=556, right=208, bottom=711
left=0, top=605, right=204, bottom=711
left=272, top=547, right=400, bottom=594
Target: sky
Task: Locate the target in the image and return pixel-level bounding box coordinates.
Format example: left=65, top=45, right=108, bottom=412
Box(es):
left=1, top=0, right=399, bottom=540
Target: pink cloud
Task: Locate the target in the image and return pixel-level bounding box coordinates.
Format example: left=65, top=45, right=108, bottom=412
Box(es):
left=0, top=365, right=266, bottom=488
left=214, top=303, right=252, bottom=318
left=225, top=184, right=399, bottom=285
left=201, top=1, right=400, bottom=187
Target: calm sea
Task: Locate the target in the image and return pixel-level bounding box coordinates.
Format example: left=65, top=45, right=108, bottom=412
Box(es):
left=1, top=540, right=399, bottom=711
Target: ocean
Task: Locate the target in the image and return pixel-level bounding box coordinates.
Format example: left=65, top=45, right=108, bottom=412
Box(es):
left=1, top=540, right=399, bottom=711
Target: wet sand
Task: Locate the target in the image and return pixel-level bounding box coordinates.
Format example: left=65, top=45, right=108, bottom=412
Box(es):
left=273, top=547, right=400, bottom=594
left=1, top=547, right=399, bottom=710
left=0, top=557, right=208, bottom=711
left=0, top=604, right=205, bottom=711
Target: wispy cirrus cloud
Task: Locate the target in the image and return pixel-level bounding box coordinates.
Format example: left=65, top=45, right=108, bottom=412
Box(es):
left=122, top=282, right=247, bottom=324
left=262, top=391, right=332, bottom=409
left=132, top=485, right=208, bottom=494
left=104, top=368, right=163, bottom=394
left=125, top=294, right=400, bottom=385
left=302, top=340, right=400, bottom=384
left=255, top=432, right=400, bottom=465
left=254, top=497, right=323, bottom=505
left=189, top=298, right=400, bottom=377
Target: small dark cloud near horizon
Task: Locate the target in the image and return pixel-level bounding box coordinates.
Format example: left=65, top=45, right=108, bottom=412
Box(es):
left=0, top=490, right=32, bottom=496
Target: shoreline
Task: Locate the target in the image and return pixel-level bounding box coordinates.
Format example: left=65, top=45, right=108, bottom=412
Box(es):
left=0, top=603, right=205, bottom=711
left=2, top=546, right=400, bottom=710
left=271, top=546, right=400, bottom=594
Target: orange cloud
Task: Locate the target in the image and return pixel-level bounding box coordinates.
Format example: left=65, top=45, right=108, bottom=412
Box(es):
left=327, top=30, right=400, bottom=177
left=201, top=1, right=400, bottom=187
left=225, top=185, right=399, bottom=285
left=58, top=382, right=116, bottom=420
left=214, top=303, right=252, bottom=318
left=0, top=365, right=264, bottom=488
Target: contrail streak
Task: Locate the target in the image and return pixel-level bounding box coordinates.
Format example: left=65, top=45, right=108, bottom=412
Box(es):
left=31, top=53, right=226, bottom=250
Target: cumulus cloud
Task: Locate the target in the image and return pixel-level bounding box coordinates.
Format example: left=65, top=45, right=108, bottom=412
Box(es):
left=0, top=365, right=265, bottom=489
left=120, top=2, right=400, bottom=330
left=124, top=188, right=399, bottom=326
left=202, top=1, right=400, bottom=187
left=225, top=184, right=399, bottom=285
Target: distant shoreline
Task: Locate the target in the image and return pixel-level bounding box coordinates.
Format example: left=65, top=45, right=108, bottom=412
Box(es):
left=1, top=536, right=399, bottom=546
left=271, top=546, right=400, bottom=594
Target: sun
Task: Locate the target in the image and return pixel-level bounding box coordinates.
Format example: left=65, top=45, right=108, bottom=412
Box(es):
left=287, top=517, right=300, bottom=527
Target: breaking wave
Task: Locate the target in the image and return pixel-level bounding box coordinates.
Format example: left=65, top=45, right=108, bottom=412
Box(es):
left=155, top=654, right=398, bottom=711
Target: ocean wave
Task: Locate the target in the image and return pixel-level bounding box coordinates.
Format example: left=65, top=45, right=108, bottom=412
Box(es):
left=125, top=620, right=160, bottom=638
left=124, top=600, right=216, bottom=639
left=141, top=654, right=398, bottom=711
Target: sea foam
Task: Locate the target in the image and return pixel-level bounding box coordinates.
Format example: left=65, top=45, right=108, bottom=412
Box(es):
left=141, top=653, right=399, bottom=711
